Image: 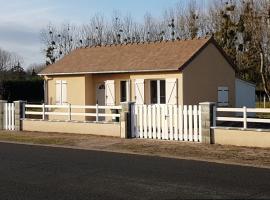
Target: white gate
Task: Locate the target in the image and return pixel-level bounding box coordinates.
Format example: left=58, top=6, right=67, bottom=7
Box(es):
left=132, top=104, right=202, bottom=142
left=4, top=103, right=15, bottom=131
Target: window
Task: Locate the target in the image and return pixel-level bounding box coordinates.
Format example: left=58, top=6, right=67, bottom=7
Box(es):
left=218, top=87, right=229, bottom=106
left=56, top=80, right=67, bottom=105
left=120, top=80, right=129, bottom=102
left=150, top=80, right=166, bottom=104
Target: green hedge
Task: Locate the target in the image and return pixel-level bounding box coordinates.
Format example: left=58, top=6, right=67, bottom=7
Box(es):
left=1, top=79, right=44, bottom=103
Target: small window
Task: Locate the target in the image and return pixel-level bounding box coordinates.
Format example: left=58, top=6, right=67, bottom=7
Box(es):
left=120, top=81, right=129, bottom=102
left=150, top=80, right=166, bottom=104
left=218, top=87, right=229, bottom=106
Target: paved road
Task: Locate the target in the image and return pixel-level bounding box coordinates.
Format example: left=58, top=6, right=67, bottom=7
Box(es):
left=0, top=143, right=269, bottom=200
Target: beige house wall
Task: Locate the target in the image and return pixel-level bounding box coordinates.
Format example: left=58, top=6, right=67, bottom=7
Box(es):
left=129, top=72, right=183, bottom=105
left=46, top=71, right=183, bottom=106
left=182, top=43, right=236, bottom=106
left=45, top=75, right=87, bottom=121
left=46, top=75, right=86, bottom=105
left=89, top=71, right=183, bottom=105
left=22, top=120, right=121, bottom=137
left=213, top=128, right=270, bottom=148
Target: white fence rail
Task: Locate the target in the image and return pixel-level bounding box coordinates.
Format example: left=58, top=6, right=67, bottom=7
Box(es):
left=24, top=104, right=122, bottom=122
left=214, top=106, right=270, bottom=129
left=132, top=105, right=202, bottom=142
left=4, top=103, right=15, bottom=131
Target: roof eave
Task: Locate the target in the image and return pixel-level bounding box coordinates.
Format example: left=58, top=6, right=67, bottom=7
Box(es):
left=38, top=68, right=180, bottom=76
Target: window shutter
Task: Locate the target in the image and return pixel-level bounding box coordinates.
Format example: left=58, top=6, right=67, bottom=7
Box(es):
left=56, top=80, right=61, bottom=104
left=61, top=80, right=67, bottom=104
left=135, top=79, right=144, bottom=105
left=105, top=80, right=115, bottom=106
left=218, top=87, right=229, bottom=106
left=166, top=78, right=177, bottom=105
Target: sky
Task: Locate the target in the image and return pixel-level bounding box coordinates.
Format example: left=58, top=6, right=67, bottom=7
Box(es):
left=0, top=0, right=202, bottom=68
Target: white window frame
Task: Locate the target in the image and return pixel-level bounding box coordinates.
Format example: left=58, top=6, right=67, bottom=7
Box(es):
left=56, top=80, right=68, bottom=105
left=120, top=80, right=130, bottom=103
left=150, top=80, right=166, bottom=105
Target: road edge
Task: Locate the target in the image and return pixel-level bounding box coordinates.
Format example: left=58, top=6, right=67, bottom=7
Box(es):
left=0, top=140, right=269, bottom=170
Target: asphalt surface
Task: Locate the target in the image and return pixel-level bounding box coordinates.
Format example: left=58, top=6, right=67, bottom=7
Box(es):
left=0, top=143, right=269, bottom=200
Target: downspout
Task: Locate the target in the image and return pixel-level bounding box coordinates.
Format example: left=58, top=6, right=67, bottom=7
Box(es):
left=43, top=79, right=47, bottom=104
left=42, top=76, right=52, bottom=104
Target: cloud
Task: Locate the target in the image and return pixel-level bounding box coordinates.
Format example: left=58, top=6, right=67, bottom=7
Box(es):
left=0, top=1, right=61, bottom=68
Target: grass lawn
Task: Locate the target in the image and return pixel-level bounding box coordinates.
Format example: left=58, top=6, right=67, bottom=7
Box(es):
left=255, top=102, right=270, bottom=119
left=0, top=132, right=75, bottom=146
left=256, top=101, right=270, bottom=108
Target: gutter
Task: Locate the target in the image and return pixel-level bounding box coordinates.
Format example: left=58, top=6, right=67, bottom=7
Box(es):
left=38, top=68, right=180, bottom=76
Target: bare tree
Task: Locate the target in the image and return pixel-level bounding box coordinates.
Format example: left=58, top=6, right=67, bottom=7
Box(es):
left=27, top=63, right=46, bottom=75
left=0, top=48, right=23, bottom=72
left=41, top=23, right=78, bottom=65
left=0, top=48, right=11, bottom=71
left=38, top=0, right=270, bottom=93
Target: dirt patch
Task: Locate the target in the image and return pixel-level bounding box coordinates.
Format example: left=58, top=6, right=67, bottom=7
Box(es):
left=0, top=131, right=270, bottom=169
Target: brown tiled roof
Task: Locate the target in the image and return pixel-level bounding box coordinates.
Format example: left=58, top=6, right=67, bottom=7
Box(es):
left=40, top=37, right=216, bottom=75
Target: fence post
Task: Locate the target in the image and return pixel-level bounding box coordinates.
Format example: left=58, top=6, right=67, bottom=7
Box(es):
left=42, top=103, right=45, bottom=120
left=0, top=100, right=7, bottom=130
left=120, top=102, right=135, bottom=139
left=68, top=103, right=72, bottom=121
left=213, top=106, right=217, bottom=127
left=14, top=101, right=26, bottom=131
left=243, top=106, right=247, bottom=129
left=199, top=102, right=216, bottom=144
left=96, top=104, right=99, bottom=122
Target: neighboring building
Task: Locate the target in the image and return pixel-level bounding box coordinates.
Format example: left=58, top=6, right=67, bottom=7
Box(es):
left=235, top=78, right=256, bottom=108
left=39, top=37, right=237, bottom=107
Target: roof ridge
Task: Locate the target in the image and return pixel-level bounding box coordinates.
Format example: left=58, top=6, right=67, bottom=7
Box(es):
left=82, top=36, right=212, bottom=49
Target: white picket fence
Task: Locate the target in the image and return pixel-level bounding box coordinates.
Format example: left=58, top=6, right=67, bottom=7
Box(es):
left=214, top=106, right=270, bottom=129
left=24, top=104, right=122, bottom=122
left=4, top=103, right=15, bottom=131
left=132, top=105, right=202, bottom=142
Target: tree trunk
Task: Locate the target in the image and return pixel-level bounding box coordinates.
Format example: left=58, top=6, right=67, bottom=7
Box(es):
left=260, top=51, right=270, bottom=101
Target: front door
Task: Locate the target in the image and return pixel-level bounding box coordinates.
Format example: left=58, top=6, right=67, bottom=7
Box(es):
left=96, top=83, right=105, bottom=121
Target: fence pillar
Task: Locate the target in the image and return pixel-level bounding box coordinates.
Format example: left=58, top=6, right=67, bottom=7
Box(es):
left=0, top=100, right=7, bottom=130
left=120, top=102, right=135, bottom=139
left=199, top=102, right=216, bottom=144
left=14, top=101, right=26, bottom=131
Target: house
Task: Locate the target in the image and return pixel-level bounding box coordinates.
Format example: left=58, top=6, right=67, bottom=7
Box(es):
left=39, top=37, right=237, bottom=107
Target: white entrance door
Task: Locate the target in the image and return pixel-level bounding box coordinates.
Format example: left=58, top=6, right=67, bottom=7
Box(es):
left=96, top=83, right=105, bottom=121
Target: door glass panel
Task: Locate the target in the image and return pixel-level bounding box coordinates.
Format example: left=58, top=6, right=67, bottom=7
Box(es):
left=151, top=81, right=158, bottom=104
left=120, top=81, right=127, bottom=102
